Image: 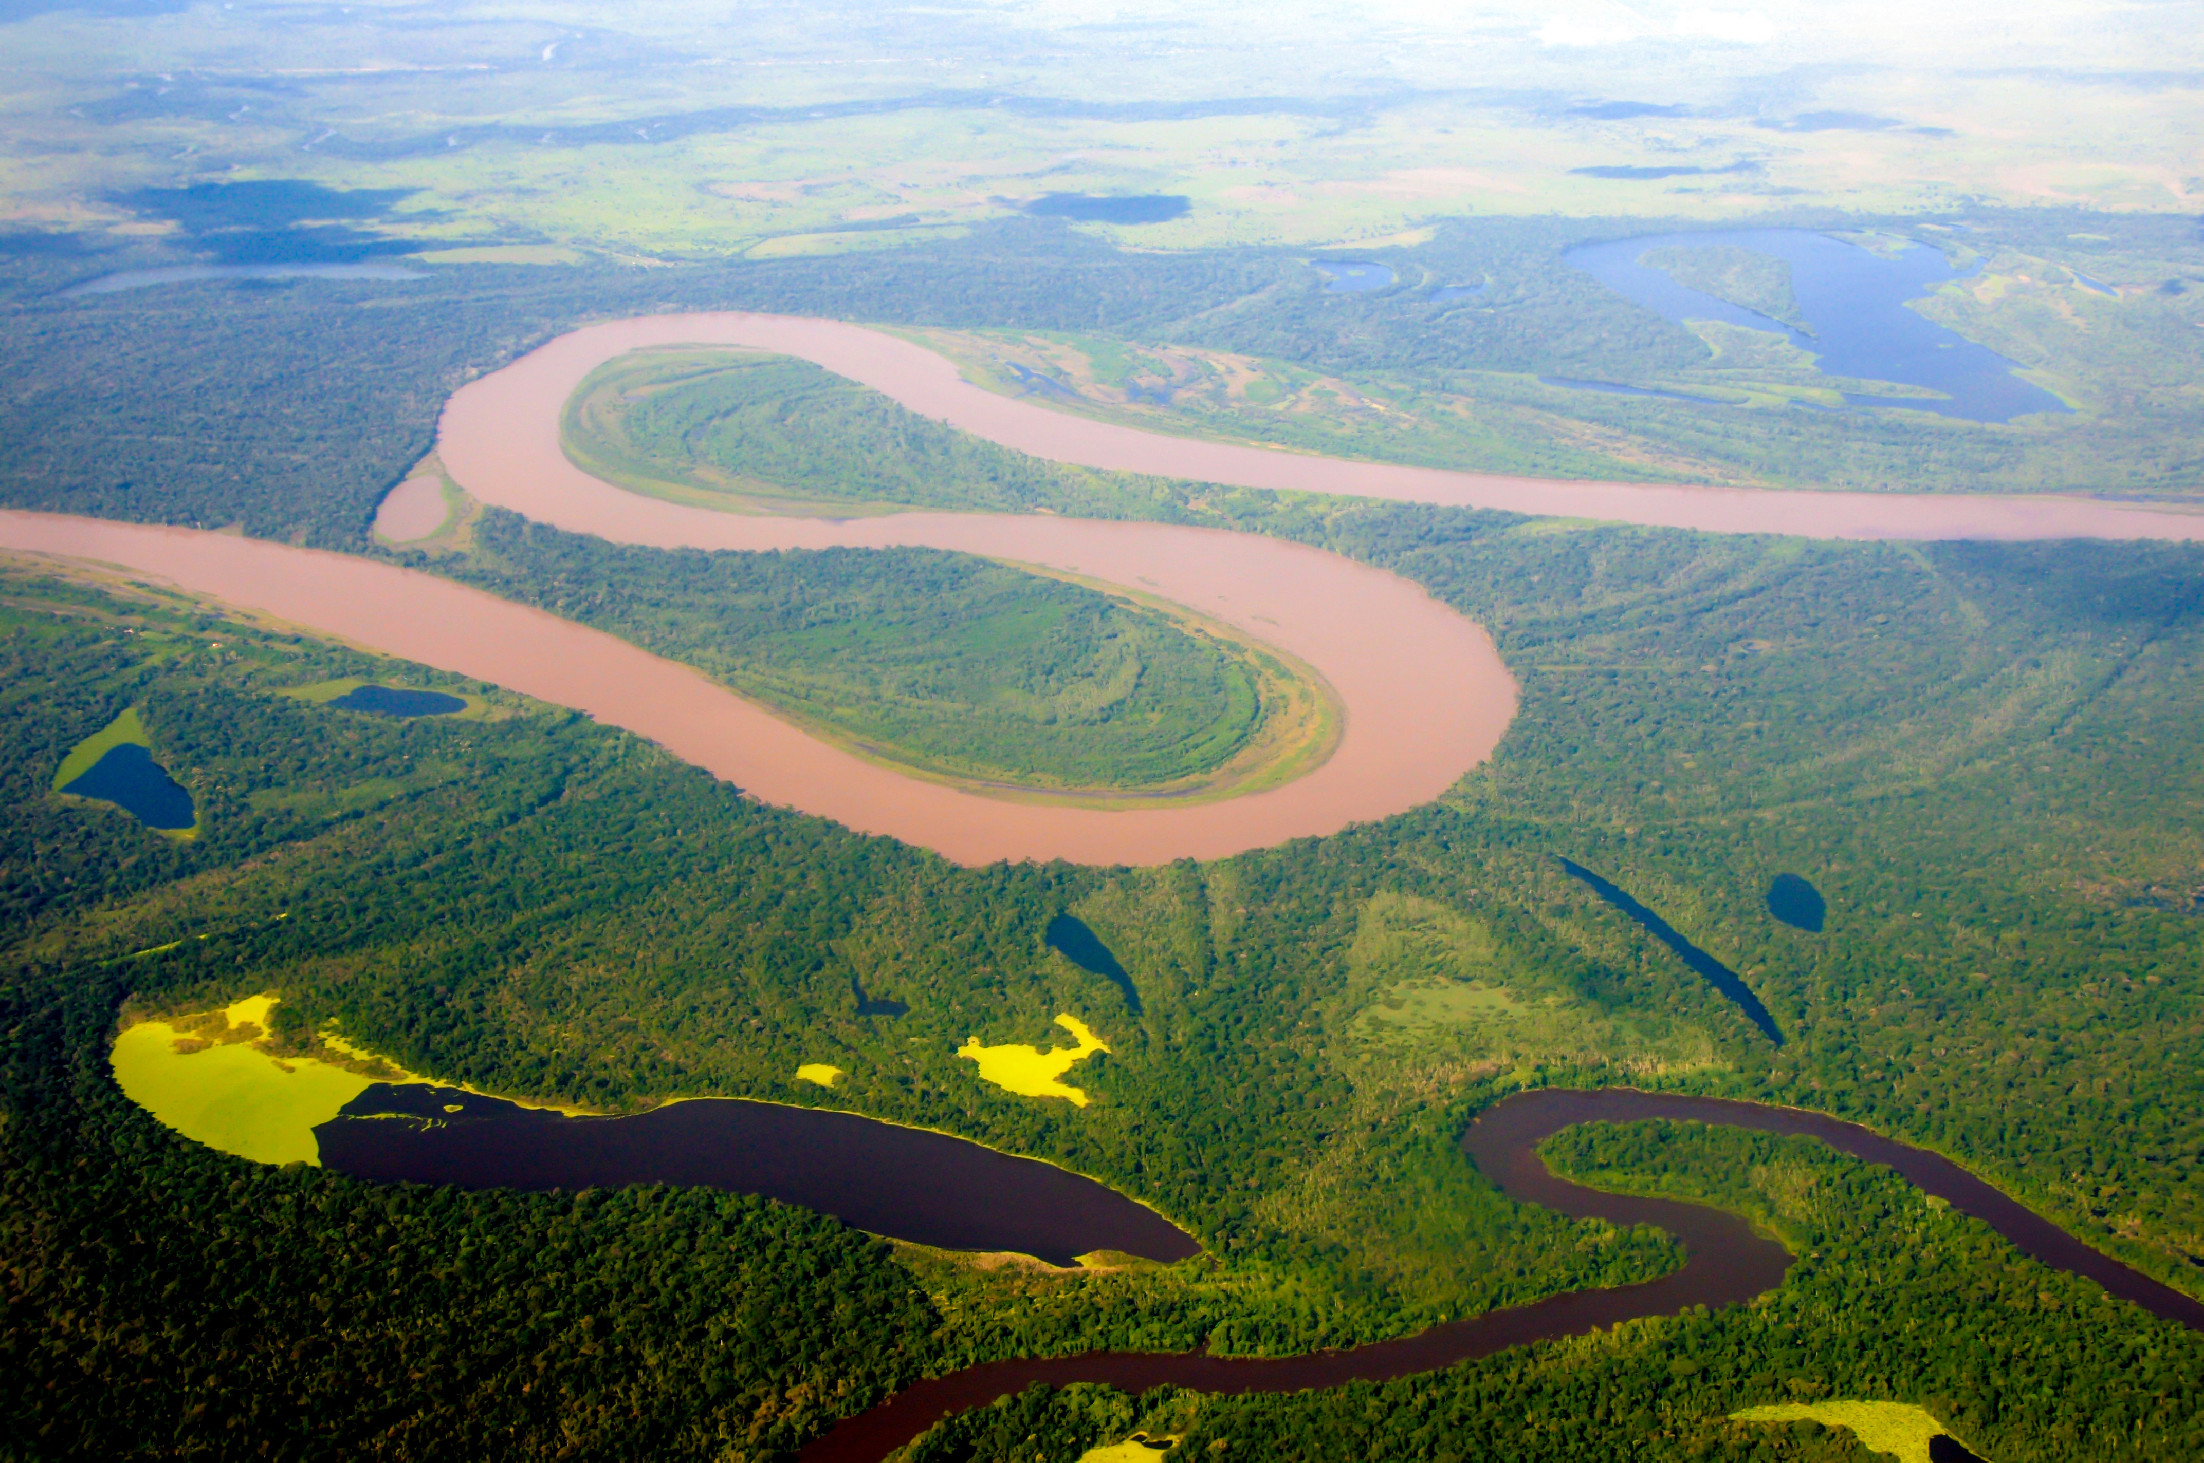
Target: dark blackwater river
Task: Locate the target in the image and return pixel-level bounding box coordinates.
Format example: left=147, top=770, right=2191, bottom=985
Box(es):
left=794, top=1088, right=2204, bottom=1463
left=315, top=1083, right=1198, bottom=1268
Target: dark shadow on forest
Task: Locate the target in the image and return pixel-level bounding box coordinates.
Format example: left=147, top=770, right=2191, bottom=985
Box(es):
left=1045, top=914, right=1140, bottom=1014
left=1557, top=859, right=1784, bottom=1043
left=1765, top=873, right=1826, bottom=932
left=109, top=181, right=431, bottom=264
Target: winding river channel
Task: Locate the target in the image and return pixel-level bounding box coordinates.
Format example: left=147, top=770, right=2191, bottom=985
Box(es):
left=24, top=310, right=2204, bottom=1454
left=802, top=1089, right=2204, bottom=1463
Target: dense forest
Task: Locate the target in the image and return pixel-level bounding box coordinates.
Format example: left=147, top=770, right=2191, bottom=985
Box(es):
left=5, top=213, right=2204, bottom=1458
left=6, top=488, right=2203, bottom=1454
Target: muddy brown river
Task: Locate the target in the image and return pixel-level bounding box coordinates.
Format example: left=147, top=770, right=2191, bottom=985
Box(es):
left=451, top=312, right=2204, bottom=544
left=11, top=311, right=2204, bottom=866
left=0, top=507, right=1509, bottom=865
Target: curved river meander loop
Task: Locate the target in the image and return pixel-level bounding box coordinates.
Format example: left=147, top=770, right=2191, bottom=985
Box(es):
left=14, top=312, right=2204, bottom=1455
left=799, top=1089, right=2204, bottom=1463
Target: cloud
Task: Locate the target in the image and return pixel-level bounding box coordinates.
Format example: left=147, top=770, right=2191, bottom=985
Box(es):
left=1537, top=17, right=1642, bottom=45
left=1674, top=8, right=1776, bottom=42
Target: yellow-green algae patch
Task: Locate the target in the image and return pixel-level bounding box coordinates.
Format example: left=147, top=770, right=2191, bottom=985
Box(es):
left=1731, top=1402, right=1973, bottom=1463
left=1077, top=1435, right=1176, bottom=1462
left=795, top=1063, right=844, bottom=1087
left=109, top=996, right=374, bottom=1166
left=957, top=1014, right=1109, bottom=1106
left=52, top=705, right=151, bottom=789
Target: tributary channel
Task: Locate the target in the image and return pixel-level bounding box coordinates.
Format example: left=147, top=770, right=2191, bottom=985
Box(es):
left=798, top=1088, right=2204, bottom=1463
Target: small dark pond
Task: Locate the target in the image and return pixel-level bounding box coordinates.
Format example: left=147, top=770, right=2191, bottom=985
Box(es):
left=1314, top=260, right=1394, bottom=293
left=1563, top=228, right=2070, bottom=423
left=61, top=263, right=425, bottom=298
left=318, top=1084, right=1198, bottom=1268
left=1929, top=1436, right=1990, bottom=1463
left=1004, top=362, right=1080, bottom=399
left=1045, top=914, right=1140, bottom=1014
left=1558, top=859, right=1784, bottom=1043
left=329, top=685, right=467, bottom=718
left=852, top=976, right=908, bottom=1018
left=1024, top=194, right=1190, bottom=225
left=61, top=744, right=195, bottom=830
left=1765, top=873, right=1826, bottom=932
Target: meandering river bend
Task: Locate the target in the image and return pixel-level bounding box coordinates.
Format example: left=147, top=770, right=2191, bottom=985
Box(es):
left=11, top=311, right=2204, bottom=862
left=799, top=1089, right=2204, bottom=1463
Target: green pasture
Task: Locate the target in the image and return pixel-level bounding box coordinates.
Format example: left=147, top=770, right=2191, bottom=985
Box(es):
left=957, top=1014, right=1110, bottom=1107
left=51, top=704, right=150, bottom=789
left=1733, top=1402, right=1970, bottom=1463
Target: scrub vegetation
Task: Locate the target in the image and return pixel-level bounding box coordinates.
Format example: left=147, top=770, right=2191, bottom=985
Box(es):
left=1640, top=243, right=1813, bottom=332
left=561, top=349, right=1193, bottom=520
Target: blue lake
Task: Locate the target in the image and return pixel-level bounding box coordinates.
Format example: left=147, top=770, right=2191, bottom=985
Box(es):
left=1315, top=261, right=1395, bottom=293
left=61, top=263, right=425, bottom=298
left=1562, top=229, right=2069, bottom=423
left=61, top=744, right=195, bottom=830
left=330, top=685, right=466, bottom=718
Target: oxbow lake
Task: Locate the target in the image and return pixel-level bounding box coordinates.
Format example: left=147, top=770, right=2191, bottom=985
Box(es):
left=1314, top=260, right=1395, bottom=293
left=1563, top=229, right=2070, bottom=422
left=316, top=1083, right=1200, bottom=1267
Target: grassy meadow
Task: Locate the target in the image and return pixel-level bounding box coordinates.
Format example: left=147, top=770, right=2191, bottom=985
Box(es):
left=108, top=995, right=375, bottom=1166
left=50, top=704, right=152, bottom=789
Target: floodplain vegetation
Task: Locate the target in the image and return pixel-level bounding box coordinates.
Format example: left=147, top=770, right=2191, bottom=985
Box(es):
left=443, top=511, right=1336, bottom=801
